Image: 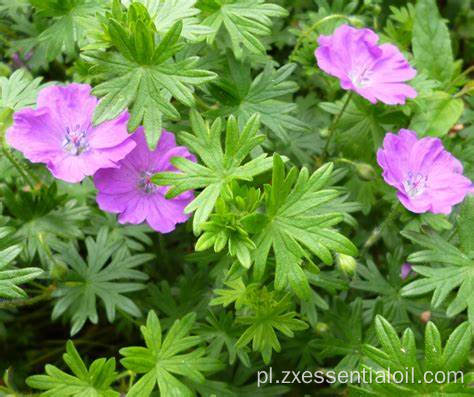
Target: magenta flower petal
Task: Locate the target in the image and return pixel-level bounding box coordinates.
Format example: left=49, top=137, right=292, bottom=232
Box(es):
left=146, top=194, right=193, bottom=234
left=6, top=83, right=136, bottom=183
left=94, top=128, right=195, bottom=234
left=87, top=112, right=134, bottom=149
left=6, top=108, right=64, bottom=164
left=48, top=139, right=136, bottom=183
left=36, top=84, right=97, bottom=130
left=315, top=24, right=417, bottom=105
left=377, top=129, right=472, bottom=214
left=400, top=263, right=412, bottom=280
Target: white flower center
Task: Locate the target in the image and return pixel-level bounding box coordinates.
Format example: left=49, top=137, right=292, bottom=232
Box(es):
left=348, top=65, right=374, bottom=88
left=63, top=125, right=89, bottom=155
left=403, top=172, right=427, bottom=198
left=138, top=171, right=157, bottom=194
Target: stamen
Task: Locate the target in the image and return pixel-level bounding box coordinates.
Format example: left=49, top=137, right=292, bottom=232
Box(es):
left=63, top=125, right=89, bottom=155
left=403, top=172, right=427, bottom=198
left=138, top=171, right=157, bottom=194
left=349, top=66, right=374, bottom=88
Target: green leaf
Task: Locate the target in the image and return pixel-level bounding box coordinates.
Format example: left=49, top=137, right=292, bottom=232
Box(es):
left=0, top=226, right=42, bottom=299
left=313, top=299, right=369, bottom=372
left=123, top=0, right=213, bottom=40
left=234, top=289, right=308, bottom=364
left=424, top=322, right=442, bottom=372
left=441, top=322, right=472, bottom=371
left=85, top=3, right=216, bottom=148
left=458, top=195, right=474, bottom=255
left=253, top=155, right=357, bottom=299
left=27, top=340, right=119, bottom=397
left=120, top=311, right=223, bottom=397
left=361, top=317, right=473, bottom=396
left=0, top=69, right=44, bottom=111
left=29, top=0, right=104, bottom=62
left=195, top=182, right=260, bottom=268
left=319, top=95, right=387, bottom=162
left=196, top=311, right=250, bottom=367
left=374, top=315, right=417, bottom=371
left=384, top=3, right=416, bottom=50
left=52, top=227, right=152, bottom=335
left=350, top=258, right=416, bottom=325
left=400, top=230, right=474, bottom=326
left=412, top=0, right=454, bottom=84
left=207, top=58, right=308, bottom=143
left=410, top=91, right=464, bottom=136
left=2, top=184, right=90, bottom=267
left=210, top=277, right=249, bottom=309
left=199, top=0, right=288, bottom=58
left=152, top=111, right=273, bottom=233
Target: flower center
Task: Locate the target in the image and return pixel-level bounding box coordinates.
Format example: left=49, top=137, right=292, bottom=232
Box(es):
left=349, top=66, right=374, bottom=88
left=403, top=172, right=427, bottom=198
left=348, top=61, right=374, bottom=88
left=63, top=125, right=89, bottom=156
left=138, top=171, right=157, bottom=194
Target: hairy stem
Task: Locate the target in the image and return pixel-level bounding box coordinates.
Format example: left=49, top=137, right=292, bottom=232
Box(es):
left=322, top=91, right=353, bottom=160
left=291, top=14, right=355, bottom=60
left=362, top=202, right=403, bottom=253
left=0, top=285, right=55, bottom=310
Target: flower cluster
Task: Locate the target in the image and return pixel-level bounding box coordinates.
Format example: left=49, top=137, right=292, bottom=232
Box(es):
left=315, top=24, right=472, bottom=214
left=6, top=24, right=473, bottom=236
left=6, top=84, right=193, bottom=233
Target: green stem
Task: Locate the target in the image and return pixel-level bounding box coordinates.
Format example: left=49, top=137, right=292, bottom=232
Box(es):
left=194, top=95, right=214, bottom=111
left=0, top=145, right=36, bottom=189
left=448, top=65, right=474, bottom=93
left=291, top=14, right=354, bottom=60
left=362, top=202, right=402, bottom=253
left=38, top=232, right=64, bottom=277
left=0, top=286, right=55, bottom=310
left=0, top=108, right=39, bottom=189
left=322, top=91, right=353, bottom=160
left=128, top=371, right=136, bottom=390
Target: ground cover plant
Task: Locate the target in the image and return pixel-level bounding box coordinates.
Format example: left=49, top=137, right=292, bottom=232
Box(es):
left=0, top=0, right=474, bottom=396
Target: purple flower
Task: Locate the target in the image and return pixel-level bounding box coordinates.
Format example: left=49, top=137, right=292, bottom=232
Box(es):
left=6, top=83, right=135, bottom=183
left=400, top=263, right=412, bottom=280
left=94, top=128, right=195, bottom=233
left=315, top=24, right=417, bottom=105
left=377, top=129, right=472, bottom=214
left=12, top=51, right=32, bottom=69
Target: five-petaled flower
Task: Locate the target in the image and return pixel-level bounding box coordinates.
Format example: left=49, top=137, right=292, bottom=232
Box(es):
left=377, top=129, right=472, bottom=214
left=315, top=24, right=417, bottom=105
left=94, top=128, right=195, bottom=233
left=6, top=83, right=135, bottom=183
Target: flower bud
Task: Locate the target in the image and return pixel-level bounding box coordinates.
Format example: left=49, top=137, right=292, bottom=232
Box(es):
left=354, top=162, right=376, bottom=181
left=50, top=260, right=68, bottom=280
left=319, top=128, right=330, bottom=138
left=315, top=322, right=329, bottom=335
left=400, top=263, right=412, bottom=280
left=420, top=311, right=431, bottom=323
left=449, top=123, right=464, bottom=136
left=336, top=253, right=357, bottom=276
